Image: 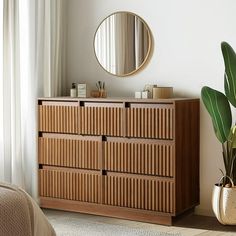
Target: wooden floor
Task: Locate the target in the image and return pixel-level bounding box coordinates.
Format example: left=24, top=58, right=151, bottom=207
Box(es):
left=44, top=209, right=236, bottom=235
left=173, top=214, right=236, bottom=235
left=100, top=213, right=236, bottom=235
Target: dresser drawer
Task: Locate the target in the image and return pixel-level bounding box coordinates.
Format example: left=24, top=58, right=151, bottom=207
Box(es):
left=39, top=169, right=101, bottom=203
left=39, top=134, right=101, bottom=170
left=104, top=175, right=174, bottom=213
left=126, top=104, right=174, bottom=139
left=38, top=101, right=79, bottom=134
left=104, top=138, right=174, bottom=177
left=79, top=102, right=123, bottom=136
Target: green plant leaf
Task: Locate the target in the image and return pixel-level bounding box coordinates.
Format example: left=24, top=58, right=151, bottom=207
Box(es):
left=201, top=86, right=232, bottom=143
left=228, top=125, right=236, bottom=148
left=222, top=42, right=236, bottom=107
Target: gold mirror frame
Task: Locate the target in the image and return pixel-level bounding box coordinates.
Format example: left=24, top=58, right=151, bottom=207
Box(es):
left=94, top=11, right=152, bottom=77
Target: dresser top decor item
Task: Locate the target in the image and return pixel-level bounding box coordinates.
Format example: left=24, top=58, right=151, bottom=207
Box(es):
left=153, top=87, right=173, bottom=99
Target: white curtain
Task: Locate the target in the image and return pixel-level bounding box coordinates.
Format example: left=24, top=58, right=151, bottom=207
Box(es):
left=0, top=0, right=4, bottom=181
left=95, top=15, right=116, bottom=74
left=36, top=0, right=67, bottom=97
left=0, top=0, right=66, bottom=199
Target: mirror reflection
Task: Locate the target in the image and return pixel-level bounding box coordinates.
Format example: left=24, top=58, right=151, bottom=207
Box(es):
left=94, top=12, right=151, bottom=76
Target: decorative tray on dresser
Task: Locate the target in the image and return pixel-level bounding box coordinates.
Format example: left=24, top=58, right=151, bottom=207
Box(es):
left=38, top=97, right=199, bottom=225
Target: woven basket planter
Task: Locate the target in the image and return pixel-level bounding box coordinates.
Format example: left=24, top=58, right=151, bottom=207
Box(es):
left=212, top=176, right=236, bottom=225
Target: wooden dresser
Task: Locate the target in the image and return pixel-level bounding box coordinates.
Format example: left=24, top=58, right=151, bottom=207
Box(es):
left=38, top=97, right=199, bottom=225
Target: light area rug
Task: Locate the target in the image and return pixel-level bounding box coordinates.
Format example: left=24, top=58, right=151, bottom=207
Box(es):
left=44, top=209, right=181, bottom=236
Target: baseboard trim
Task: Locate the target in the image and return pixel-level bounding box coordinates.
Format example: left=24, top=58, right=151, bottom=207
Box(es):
left=194, top=207, right=214, bottom=217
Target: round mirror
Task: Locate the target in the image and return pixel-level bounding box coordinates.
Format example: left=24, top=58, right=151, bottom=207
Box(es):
left=94, top=12, right=152, bottom=77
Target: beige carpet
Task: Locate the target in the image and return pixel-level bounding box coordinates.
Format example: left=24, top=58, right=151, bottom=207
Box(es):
left=44, top=209, right=181, bottom=236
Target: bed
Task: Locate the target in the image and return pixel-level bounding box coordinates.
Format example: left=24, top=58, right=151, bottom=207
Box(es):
left=0, top=182, right=56, bottom=236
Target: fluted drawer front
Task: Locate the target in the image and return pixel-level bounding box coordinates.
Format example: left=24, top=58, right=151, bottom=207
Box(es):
left=126, top=107, right=174, bottom=139
left=39, top=104, right=78, bottom=133
left=104, top=141, right=174, bottom=177
left=39, top=136, right=100, bottom=170
left=80, top=106, right=123, bottom=136
left=104, top=176, right=174, bottom=213
left=39, top=169, right=101, bottom=203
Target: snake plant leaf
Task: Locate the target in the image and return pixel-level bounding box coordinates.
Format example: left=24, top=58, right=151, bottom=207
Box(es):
left=201, top=86, right=232, bottom=143
left=222, top=42, right=236, bottom=107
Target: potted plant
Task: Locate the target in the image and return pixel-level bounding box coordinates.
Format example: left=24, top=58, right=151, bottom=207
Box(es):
left=201, top=42, right=236, bottom=225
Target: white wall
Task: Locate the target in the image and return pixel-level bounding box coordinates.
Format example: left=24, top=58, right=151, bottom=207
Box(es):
left=66, top=0, right=236, bottom=216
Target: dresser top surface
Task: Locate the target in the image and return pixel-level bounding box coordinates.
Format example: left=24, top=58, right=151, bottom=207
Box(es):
left=38, top=96, right=199, bottom=103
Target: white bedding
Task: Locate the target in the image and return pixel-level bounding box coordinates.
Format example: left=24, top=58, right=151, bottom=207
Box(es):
left=0, top=182, right=56, bottom=236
